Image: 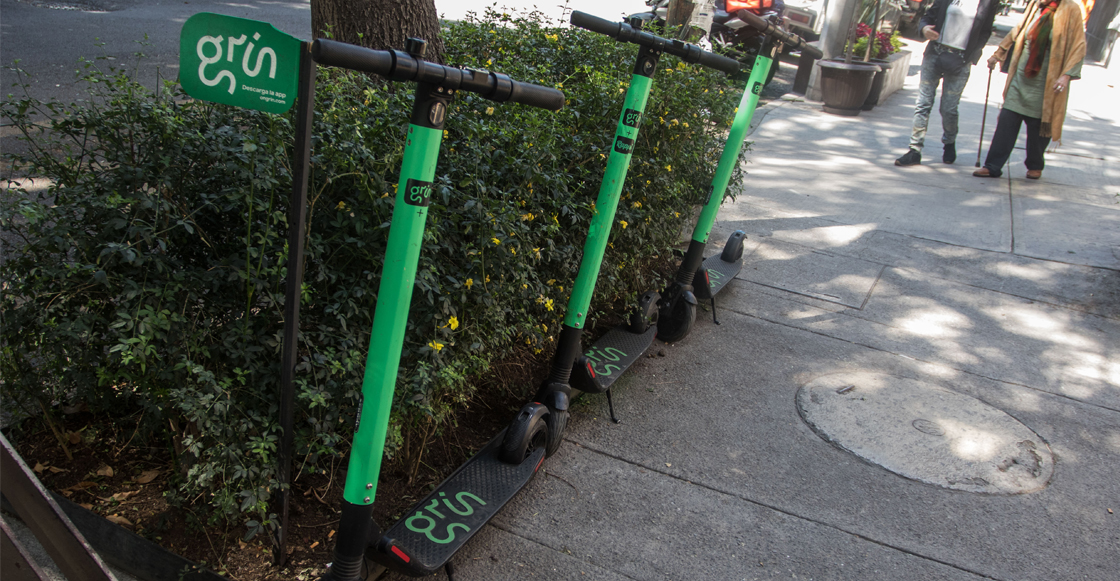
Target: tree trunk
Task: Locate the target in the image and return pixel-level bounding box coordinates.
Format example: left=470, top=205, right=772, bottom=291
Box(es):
left=311, top=0, right=445, bottom=64
left=666, top=0, right=698, bottom=27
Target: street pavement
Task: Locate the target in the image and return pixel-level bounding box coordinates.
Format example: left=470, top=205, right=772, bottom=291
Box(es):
left=384, top=35, right=1120, bottom=581
left=3, top=3, right=1118, bottom=579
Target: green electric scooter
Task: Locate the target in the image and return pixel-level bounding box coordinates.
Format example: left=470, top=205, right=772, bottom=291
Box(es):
left=655, top=9, right=822, bottom=342
left=308, top=37, right=565, bottom=581
left=498, top=9, right=739, bottom=457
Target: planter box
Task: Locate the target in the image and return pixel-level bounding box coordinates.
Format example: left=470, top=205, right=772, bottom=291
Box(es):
left=874, top=49, right=912, bottom=105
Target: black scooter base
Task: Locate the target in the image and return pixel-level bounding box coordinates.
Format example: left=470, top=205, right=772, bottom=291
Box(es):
left=369, top=432, right=545, bottom=577
left=698, top=253, right=742, bottom=299
left=571, top=324, right=658, bottom=394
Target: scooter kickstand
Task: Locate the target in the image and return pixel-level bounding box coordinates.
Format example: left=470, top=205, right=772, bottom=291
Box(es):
left=606, top=390, right=622, bottom=424
left=711, top=297, right=720, bottom=325
left=445, top=562, right=456, bottom=580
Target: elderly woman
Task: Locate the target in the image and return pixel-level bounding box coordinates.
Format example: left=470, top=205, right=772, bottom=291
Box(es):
left=973, top=0, right=1086, bottom=180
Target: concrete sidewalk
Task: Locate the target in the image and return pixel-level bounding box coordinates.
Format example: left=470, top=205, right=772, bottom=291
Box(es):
left=406, top=40, right=1120, bottom=581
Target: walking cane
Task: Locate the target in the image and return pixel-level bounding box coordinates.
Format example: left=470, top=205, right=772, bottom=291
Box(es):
left=976, top=66, right=993, bottom=167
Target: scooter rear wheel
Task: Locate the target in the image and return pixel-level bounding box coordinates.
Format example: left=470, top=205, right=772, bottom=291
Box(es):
left=721, top=230, right=746, bottom=262
left=499, top=403, right=550, bottom=464
left=628, top=291, right=661, bottom=334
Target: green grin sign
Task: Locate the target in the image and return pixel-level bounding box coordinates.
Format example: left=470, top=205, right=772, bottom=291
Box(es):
left=179, top=13, right=302, bottom=113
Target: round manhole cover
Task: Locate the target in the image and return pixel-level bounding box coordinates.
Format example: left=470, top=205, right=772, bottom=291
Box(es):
left=797, top=372, right=1053, bottom=494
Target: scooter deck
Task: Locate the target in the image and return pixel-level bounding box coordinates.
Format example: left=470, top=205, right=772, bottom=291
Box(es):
left=572, top=324, right=658, bottom=393
left=370, top=432, right=545, bottom=577
left=700, top=253, right=742, bottom=298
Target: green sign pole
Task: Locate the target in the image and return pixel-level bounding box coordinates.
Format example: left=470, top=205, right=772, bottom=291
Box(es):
left=179, top=13, right=310, bottom=565
left=180, top=12, right=302, bottom=113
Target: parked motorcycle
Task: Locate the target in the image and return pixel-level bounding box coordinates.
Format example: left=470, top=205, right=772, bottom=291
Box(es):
left=629, top=0, right=790, bottom=86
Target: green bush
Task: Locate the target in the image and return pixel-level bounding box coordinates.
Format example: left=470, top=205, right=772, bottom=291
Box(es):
left=1, top=8, right=746, bottom=530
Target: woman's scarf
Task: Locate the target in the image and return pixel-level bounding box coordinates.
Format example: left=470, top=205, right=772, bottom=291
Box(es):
left=1025, top=0, right=1061, bottom=77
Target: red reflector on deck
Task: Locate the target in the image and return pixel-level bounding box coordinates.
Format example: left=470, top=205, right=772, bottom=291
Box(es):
left=586, top=362, right=596, bottom=378
left=391, top=545, right=410, bottom=563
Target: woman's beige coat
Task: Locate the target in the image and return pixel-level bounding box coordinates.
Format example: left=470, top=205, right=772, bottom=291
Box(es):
left=990, top=0, right=1087, bottom=141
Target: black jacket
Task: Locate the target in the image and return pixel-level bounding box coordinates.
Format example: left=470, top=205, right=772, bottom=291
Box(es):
left=919, top=0, right=1002, bottom=64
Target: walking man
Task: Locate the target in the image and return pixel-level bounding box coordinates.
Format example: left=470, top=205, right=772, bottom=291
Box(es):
left=895, top=0, right=1003, bottom=166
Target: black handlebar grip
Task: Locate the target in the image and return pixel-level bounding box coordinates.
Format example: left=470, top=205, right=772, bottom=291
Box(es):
left=799, top=43, right=824, bottom=60
left=570, top=10, right=622, bottom=38
left=311, top=39, right=394, bottom=76
left=507, top=79, right=566, bottom=111
left=695, top=48, right=742, bottom=75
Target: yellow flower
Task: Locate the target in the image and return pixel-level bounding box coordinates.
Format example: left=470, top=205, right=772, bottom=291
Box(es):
left=620, top=220, right=628, bottom=229
left=485, top=107, right=495, bottom=115
left=521, top=212, right=535, bottom=221
left=533, top=247, right=541, bottom=260
left=443, top=130, right=449, bottom=138
left=544, top=298, right=554, bottom=311
left=671, top=119, right=679, bottom=126
left=683, top=122, right=689, bottom=128
left=492, top=237, right=501, bottom=245
left=632, top=201, right=642, bottom=209
left=448, top=316, right=459, bottom=330
left=381, top=192, right=389, bottom=198
left=465, top=278, right=474, bottom=289
left=665, top=165, right=672, bottom=172
left=336, top=201, right=347, bottom=210
left=428, top=341, right=443, bottom=352
left=540, top=323, right=548, bottom=333
left=510, top=246, right=516, bottom=255
left=485, top=275, right=490, bottom=283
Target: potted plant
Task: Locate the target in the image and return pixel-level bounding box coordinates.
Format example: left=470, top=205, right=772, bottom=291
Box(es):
left=816, top=2, right=884, bottom=116
left=852, top=23, right=904, bottom=109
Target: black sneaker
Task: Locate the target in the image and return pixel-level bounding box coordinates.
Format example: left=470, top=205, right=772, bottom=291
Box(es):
left=943, top=143, right=956, bottom=164
left=895, top=148, right=921, bottom=166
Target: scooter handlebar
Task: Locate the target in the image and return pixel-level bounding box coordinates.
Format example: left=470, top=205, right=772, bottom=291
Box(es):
left=505, top=77, right=567, bottom=111
left=312, top=38, right=395, bottom=76
left=311, top=39, right=565, bottom=111
left=570, top=11, right=741, bottom=75
left=570, top=10, right=622, bottom=38
left=733, top=10, right=823, bottom=59
left=693, top=47, right=741, bottom=75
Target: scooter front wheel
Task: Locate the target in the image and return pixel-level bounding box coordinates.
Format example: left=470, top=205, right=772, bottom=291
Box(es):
left=499, top=403, right=550, bottom=464
left=656, top=292, right=697, bottom=343
left=545, top=409, right=568, bottom=458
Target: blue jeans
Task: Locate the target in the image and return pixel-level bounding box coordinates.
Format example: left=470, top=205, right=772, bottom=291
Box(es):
left=908, top=47, right=972, bottom=151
